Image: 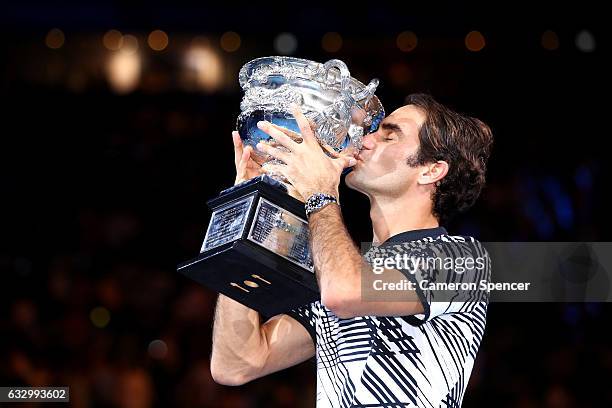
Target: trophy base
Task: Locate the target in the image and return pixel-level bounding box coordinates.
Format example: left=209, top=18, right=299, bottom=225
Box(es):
left=177, top=175, right=319, bottom=317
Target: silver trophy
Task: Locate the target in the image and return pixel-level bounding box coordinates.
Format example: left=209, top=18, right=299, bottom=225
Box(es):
left=178, top=57, right=385, bottom=316
left=236, top=56, right=384, bottom=168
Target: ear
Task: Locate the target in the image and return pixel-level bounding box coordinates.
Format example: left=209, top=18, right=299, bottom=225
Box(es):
left=417, top=160, right=449, bottom=186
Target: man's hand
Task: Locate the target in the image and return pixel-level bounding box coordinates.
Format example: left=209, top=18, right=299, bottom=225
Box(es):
left=233, top=131, right=263, bottom=185
left=255, top=105, right=356, bottom=200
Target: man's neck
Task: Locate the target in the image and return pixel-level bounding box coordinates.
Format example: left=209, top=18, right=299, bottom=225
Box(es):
left=369, top=193, right=439, bottom=245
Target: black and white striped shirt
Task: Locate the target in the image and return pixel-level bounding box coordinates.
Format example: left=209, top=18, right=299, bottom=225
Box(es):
left=288, top=227, right=490, bottom=408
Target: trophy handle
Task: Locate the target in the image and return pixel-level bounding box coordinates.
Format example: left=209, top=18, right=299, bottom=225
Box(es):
left=352, top=78, right=380, bottom=105
left=323, top=59, right=350, bottom=89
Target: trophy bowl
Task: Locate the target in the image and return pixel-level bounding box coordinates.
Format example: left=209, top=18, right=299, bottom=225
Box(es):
left=236, top=56, right=385, bottom=167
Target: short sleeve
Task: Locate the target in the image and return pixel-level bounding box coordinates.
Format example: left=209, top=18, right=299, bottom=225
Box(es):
left=286, top=302, right=318, bottom=344
left=368, top=237, right=491, bottom=326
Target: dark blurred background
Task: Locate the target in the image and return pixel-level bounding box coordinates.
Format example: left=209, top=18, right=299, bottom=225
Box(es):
left=1, top=1, right=610, bottom=407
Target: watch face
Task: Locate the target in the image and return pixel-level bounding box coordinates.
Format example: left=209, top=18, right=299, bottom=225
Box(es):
left=306, top=194, right=338, bottom=217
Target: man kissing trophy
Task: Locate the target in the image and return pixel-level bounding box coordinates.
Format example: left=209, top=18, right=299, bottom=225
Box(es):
left=178, top=56, right=384, bottom=316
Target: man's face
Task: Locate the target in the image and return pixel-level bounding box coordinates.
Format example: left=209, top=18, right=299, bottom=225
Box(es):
left=345, top=105, right=427, bottom=198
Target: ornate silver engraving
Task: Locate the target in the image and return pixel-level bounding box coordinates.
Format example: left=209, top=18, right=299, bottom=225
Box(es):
left=236, top=56, right=385, bottom=168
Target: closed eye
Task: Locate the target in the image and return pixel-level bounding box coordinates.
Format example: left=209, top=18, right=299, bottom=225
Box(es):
left=380, top=122, right=405, bottom=140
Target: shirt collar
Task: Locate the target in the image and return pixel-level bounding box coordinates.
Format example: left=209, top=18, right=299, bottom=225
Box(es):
left=384, top=226, right=448, bottom=244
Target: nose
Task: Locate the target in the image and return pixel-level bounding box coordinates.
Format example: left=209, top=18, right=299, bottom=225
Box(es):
left=361, top=132, right=377, bottom=150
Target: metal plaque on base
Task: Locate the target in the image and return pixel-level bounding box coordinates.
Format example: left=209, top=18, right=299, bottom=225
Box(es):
left=178, top=176, right=319, bottom=316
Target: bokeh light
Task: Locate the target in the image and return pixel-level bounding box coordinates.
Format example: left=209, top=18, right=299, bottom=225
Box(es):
left=103, top=29, right=123, bottom=51
left=322, top=32, right=343, bottom=53
left=185, top=45, right=223, bottom=91
left=45, top=28, right=65, bottom=49
left=148, top=30, right=169, bottom=51
left=575, top=30, right=596, bottom=52
left=541, top=30, right=560, bottom=51
left=90, top=307, right=110, bottom=328
left=120, top=34, right=139, bottom=55
left=148, top=339, right=168, bottom=359
left=274, top=33, right=298, bottom=55
left=396, top=31, right=418, bottom=52
left=388, top=62, right=412, bottom=87
left=220, top=31, right=241, bottom=52
left=465, top=30, right=486, bottom=52
left=107, top=51, right=141, bottom=93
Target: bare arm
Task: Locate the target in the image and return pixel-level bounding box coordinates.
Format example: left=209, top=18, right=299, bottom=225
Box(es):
left=210, top=132, right=314, bottom=386
left=310, top=205, right=424, bottom=319
left=210, top=295, right=314, bottom=385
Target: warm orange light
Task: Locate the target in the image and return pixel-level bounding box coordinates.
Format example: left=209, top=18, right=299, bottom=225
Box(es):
left=103, top=29, right=123, bottom=51
left=148, top=30, right=169, bottom=51
left=185, top=46, right=223, bottom=91
left=389, top=63, right=412, bottom=87
left=465, top=31, right=485, bottom=52
left=220, top=31, right=241, bottom=52
left=396, top=31, right=417, bottom=52
left=541, top=30, right=560, bottom=51
left=120, top=34, right=139, bottom=55
left=107, top=52, right=141, bottom=93
left=45, top=28, right=65, bottom=49
left=322, top=32, right=343, bottom=53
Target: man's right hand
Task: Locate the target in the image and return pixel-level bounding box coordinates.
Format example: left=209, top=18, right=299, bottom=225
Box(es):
left=233, top=131, right=262, bottom=185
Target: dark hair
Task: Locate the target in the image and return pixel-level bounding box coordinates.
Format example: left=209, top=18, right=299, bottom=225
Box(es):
left=405, top=93, right=493, bottom=223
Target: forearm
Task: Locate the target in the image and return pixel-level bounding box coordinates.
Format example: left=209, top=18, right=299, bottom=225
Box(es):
left=309, top=204, right=364, bottom=309
left=210, top=294, right=268, bottom=384
left=309, top=205, right=424, bottom=318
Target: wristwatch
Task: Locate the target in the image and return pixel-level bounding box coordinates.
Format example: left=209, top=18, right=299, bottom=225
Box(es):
left=305, top=193, right=339, bottom=218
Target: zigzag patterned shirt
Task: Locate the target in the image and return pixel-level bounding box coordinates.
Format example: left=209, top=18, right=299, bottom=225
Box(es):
left=287, top=227, right=490, bottom=408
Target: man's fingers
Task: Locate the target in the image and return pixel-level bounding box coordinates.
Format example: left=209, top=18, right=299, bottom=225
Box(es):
left=346, top=156, right=357, bottom=167
left=232, top=131, right=244, bottom=168
left=336, top=155, right=357, bottom=170
left=290, top=104, right=317, bottom=146
left=321, top=143, right=341, bottom=158
left=256, top=142, right=291, bottom=163
left=269, top=123, right=303, bottom=143
left=237, top=145, right=251, bottom=176
left=322, top=143, right=357, bottom=169
left=257, top=121, right=299, bottom=150
left=232, top=130, right=242, bottom=147
left=261, top=163, right=290, bottom=181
